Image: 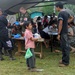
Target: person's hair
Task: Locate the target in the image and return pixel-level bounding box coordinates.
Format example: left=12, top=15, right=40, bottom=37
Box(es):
left=37, top=16, right=41, bottom=20
left=49, top=20, right=56, bottom=26
left=3, top=12, right=8, bottom=16
left=20, top=7, right=25, bottom=10
left=53, top=13, right=55, bottom=15
left=55, top=2, right=63, bottom=9
left=24, top=21, right=31, bottom=29
left=70, top=22, right=74, bottom=25
left=44, top=15, right=47, bottom=19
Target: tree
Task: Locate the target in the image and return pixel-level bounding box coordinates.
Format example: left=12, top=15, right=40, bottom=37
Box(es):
left=42, top=6, right=54, bottom=15
left=64, top=4, right=75, bottom=15
left=42, top=3, right=54, bottom=15
left=28, top=2, right=54, bottom=15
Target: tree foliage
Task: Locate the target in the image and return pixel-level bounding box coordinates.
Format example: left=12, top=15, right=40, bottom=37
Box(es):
left=42, top=5, right=54, bottom=15
left=28, top=2, right=54, bottom=15
left=64, top=4, right=75, bottom=15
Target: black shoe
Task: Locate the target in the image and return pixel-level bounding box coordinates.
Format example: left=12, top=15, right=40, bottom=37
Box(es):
left=9, top=57, right=16, bottom=60
left=0, top=58, right=4, bottom=61
left=4, top=54, right=9, bottom=56
left=1, top=52, right=4, bottom=55
left=4, top=50, right=9, bottom=56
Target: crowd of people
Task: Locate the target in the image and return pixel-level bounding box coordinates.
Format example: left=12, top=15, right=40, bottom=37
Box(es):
left=0, top=1, right=75, bottom=72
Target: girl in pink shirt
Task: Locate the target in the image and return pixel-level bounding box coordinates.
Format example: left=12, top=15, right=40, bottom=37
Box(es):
left=24, top=21, right=39, bottom=72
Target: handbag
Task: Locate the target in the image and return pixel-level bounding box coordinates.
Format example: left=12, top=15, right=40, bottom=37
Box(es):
left=25, top=48, right=33, bottom=59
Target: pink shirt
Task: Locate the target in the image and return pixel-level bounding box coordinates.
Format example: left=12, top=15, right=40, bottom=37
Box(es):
left=24, top=29, right=35, bottom=49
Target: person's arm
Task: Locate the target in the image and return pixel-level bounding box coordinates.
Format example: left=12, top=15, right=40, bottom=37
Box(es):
left=58, top=20, right=63, bottom=35
left=20, top=22, right=24, bottom=26
left=68, top=16, right=74, bottom=23
left=4, top=18, right=8, bottom=26
left=26, top=33, right=38, bottom=42
left=57, top=12, right=63, bottom=40
left=68, top=28, right=74, bottom=36
left=68, top=32, right=73, bottom=36
left=30, top=37, right=38, bottom=41
left=58, top=12, right=63, bottom=35
left=57, top=20, right=63, bottom=41
left=0, top=16, right=8, bottom=26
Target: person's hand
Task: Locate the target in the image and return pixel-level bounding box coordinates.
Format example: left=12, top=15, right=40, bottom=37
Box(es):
left=57, top=35, right=60, bottom=41
left=20, top=22, right=24, bottom=25
left=34, top=37, right=41, bottom=41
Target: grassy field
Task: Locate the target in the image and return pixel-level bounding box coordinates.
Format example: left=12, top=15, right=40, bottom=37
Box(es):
left=0, top=46, right=75, bottom=75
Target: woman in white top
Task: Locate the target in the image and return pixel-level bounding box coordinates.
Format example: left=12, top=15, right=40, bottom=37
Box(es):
left=68, top=24, right=75, bottom=52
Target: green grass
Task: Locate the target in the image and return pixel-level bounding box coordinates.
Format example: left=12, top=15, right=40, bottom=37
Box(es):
left=0, top=46, right=75, bottom=75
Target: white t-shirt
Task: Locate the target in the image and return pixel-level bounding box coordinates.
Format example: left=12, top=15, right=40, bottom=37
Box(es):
left=43, top=26, right=52, bottom=33
left=68, top=27, right=74, bottom=39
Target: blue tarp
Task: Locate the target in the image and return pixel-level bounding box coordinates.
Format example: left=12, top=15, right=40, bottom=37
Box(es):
left=30, top=12, right=43, bottom=18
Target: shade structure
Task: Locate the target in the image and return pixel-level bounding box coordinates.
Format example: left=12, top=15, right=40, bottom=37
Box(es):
left=0, top=0, right=24, bottom=11
left=0, top=0, right=44, bottom=14
left=0, top=0, right=75, bottom=14
left=7, top=0, right=44, bottom=13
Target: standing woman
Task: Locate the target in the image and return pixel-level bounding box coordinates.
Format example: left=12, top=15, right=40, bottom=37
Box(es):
left=36, top=16, right=42, bottom=33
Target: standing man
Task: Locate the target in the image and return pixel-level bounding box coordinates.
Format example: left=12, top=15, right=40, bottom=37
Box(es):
left=19, top=7, right=27, bottom=32
left=19, top=7, right=27, bottom=22
left=0, top=9, right=15, bottom=61
left=55, top=2, right=73, bottom=67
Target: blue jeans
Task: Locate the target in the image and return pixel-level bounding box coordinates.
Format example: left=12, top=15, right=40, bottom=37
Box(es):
left=60, top=34, right=70, bottom=65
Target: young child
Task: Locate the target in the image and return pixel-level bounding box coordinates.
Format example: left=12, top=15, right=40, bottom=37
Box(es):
left=24, top=21, right=42, bottom=72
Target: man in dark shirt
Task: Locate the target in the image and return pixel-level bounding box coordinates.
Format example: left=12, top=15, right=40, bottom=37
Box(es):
left=55, top=2, right=73, bottom=67
left=0, top=11, right=15, bottom=61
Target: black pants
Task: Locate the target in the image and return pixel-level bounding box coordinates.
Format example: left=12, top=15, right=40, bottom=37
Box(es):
left=26, top=48, right=36, bottom=69
left=60, top=34, right=70, bottom=65
left=40, top=31, right=50, bottom=39
left=0, top=36, right=13, bottom=57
